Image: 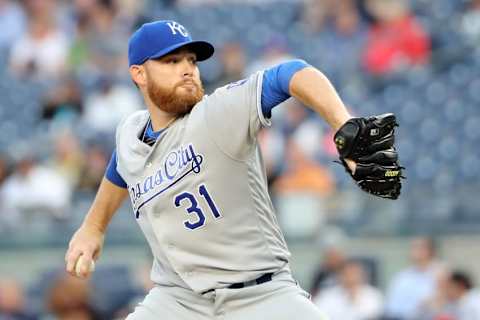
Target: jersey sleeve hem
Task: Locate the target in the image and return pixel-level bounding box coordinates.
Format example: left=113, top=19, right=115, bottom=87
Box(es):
left=105, top=150, right=128, bottom=189
left=105, top=174, right=128, bottom=188
left=256, top=70, right=272, bottom=128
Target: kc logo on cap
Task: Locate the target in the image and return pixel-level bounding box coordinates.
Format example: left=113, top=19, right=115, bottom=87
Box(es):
left=166, top=22, right=189, bottom=37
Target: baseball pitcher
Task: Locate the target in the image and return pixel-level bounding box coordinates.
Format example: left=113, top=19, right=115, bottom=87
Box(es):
left=65, top=20, right=403, bottom=319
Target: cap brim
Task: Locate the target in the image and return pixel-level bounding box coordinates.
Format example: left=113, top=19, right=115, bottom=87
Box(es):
left=149, top=40, right=214, bottom=62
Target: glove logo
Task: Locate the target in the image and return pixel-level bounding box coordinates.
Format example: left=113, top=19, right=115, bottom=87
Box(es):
left=370, top=128, right=380, bottom=136
left=385, top=170, right=399, bottom=177
left=166, top=22, right=189, bottom=37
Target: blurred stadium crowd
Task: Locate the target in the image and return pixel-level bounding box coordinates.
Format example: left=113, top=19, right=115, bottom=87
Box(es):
left=0, top=0, right=479, bottom=319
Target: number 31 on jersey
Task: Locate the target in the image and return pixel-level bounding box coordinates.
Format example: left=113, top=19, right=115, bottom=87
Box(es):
left=174, top=184, right=222, bottom=230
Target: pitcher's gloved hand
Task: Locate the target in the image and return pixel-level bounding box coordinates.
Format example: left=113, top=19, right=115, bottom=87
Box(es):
left=334, top=113, right=404, bottom=199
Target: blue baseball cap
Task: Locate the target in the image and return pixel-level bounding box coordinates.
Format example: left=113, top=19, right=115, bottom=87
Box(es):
left=128, top=20, right=214, bottom=66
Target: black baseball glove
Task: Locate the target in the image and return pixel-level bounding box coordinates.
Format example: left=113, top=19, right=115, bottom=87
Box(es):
left=334, top=113, right=404, bottom=199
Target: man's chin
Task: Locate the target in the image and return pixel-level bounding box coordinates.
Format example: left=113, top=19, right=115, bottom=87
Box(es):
left=165, top=94, right=201, bottom=115
left=177, top=89, right=203, bottom=104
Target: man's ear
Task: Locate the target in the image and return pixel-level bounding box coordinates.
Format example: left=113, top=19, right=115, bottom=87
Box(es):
left=129, top=65, right=146, bottom=87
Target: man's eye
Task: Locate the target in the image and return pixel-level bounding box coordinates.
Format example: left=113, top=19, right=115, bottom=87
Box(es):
left=170, top=59, right=178, bottom=64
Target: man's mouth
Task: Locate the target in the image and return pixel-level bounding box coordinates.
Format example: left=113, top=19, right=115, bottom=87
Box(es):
left=179, top=82, right=196, bottom=89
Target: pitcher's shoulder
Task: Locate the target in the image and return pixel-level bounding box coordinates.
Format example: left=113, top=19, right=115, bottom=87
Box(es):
left=123, top=110, right=149, bottom=126
left=208, top=72, right=262, bottom=98
left=117, top=110, right=149, bottom=133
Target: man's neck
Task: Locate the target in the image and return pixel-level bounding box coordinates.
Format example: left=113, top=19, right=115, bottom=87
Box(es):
left=146, top=101, right=176, bottom=132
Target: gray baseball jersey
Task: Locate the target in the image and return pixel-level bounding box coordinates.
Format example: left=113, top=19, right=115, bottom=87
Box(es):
left=115, top=71, right=291, bottom=294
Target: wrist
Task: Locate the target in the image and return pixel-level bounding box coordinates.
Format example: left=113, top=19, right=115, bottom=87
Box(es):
left=333, top=114, right=353, bottom=132
left=82, top=218, right=107, bottom=235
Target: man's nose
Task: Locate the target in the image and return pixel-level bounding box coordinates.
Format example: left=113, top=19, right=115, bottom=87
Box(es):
left=180, top=58, right=194, bottom=77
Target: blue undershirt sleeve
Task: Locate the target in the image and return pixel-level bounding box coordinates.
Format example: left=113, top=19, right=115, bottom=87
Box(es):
left=105, top=149, right=128, bottom=188
left=261, top=59, right=311, bottom=118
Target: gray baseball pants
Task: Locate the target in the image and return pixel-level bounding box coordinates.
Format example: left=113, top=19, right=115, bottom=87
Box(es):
left=126, top=271, right=327, bottom=320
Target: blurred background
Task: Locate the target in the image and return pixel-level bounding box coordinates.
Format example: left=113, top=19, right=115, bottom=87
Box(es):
left=0, top=0, right=479, bottom=319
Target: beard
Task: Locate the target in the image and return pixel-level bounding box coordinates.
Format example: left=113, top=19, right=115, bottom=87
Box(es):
left=146, top=78, right=205, bottom=116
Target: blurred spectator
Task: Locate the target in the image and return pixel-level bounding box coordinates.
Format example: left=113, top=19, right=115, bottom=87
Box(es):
left=302, top=0, right=365, bottom=38
left=273, top=138, right=334, bottom=196
left=67, top=0, right=95, bottom=72
left=82, top=77, right=141, bottom=133
left=385, top=237, right=444, bottom=320
left=0, top=278, right=36, bottom=320
left=115, top=0, right=147, bottom=30
left=9, top=0, right=69, bottom=80
left=272, top=138, right=335, bottom=239
left=314, top=259, right=384, bottom=320
left=444, top=271, right=480, bottom=320
left=86, top=0, right=126, bottom=66
left=461, top=0, right=480, bottom=46
left=362, top=0, right=431, bottom=75
left=330, top=0, right=362, bottom=37
left=72, top=0, right=98, bottom=16
left=0, top=0, right=26, bottom=51
left=315, top=0, right=367, bottom=82
left=48, top=130, right=85, bottom=188
left=41, top=77, right=84, bottom=122
left=302, top=0, right=365, bottom=37
left=302, top=0, right=329, bottom=34
left=310, top=244, right=347, bottom=299
left=77, top=144, right=109, bottom=191
left=246, top=35, right=295, bottom=75
left=0, top=154, right=72, bottom=229
left=212, top=42, right=247, bottom=89
left=413, top=266, right=451, bottom=320
left=290, top=118, right=328, bottom=161
left=70, top=0, right=130, bottom=78
left=45, top=273, right=99, bottom=320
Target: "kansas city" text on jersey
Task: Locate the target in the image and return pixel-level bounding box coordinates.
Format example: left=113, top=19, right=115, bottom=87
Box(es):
left=128, top=143, right=204, bottom=217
